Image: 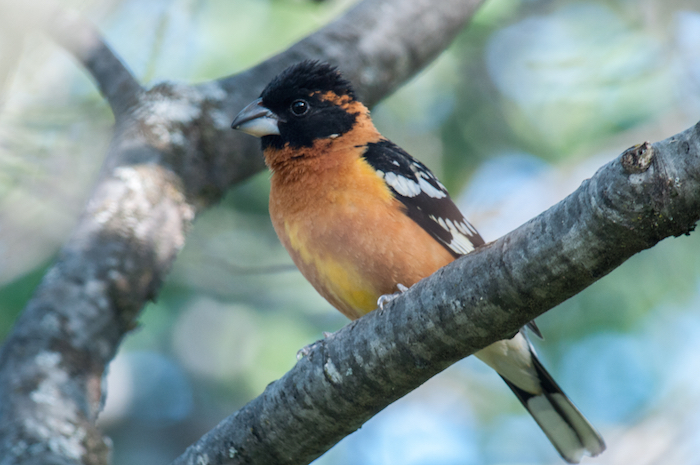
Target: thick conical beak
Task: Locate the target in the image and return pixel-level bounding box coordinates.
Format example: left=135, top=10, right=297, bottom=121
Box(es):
left=231, top=98, right=281, bottom=137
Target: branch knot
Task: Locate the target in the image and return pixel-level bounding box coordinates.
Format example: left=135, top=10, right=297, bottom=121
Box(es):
left=621, top=141, right=655, bottom=174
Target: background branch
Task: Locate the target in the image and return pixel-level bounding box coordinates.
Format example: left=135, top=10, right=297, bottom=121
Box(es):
left=46, top=10, right=143, bottom=118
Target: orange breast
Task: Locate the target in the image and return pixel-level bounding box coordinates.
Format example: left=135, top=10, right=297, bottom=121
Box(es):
left=268, top=147, right=455, bottom=320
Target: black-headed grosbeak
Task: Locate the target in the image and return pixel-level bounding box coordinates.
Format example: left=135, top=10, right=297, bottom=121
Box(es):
left=231, top=61, right=605, bottom=463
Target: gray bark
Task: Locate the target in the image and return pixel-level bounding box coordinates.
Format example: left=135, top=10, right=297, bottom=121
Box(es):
left=0, top=0, right=485, bottom=464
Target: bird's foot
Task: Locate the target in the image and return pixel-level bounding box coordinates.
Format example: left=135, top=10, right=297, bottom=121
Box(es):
left=377, top=283, right=409, bottom=310
left=296, top=331, right=335, bottom=360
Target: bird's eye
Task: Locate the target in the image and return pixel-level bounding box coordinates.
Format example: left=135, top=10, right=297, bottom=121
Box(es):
left=290, top=99, right=309, bottom=116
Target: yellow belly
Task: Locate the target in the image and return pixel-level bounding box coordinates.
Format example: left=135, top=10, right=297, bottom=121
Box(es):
left=285, top=220, right=379, bottom=317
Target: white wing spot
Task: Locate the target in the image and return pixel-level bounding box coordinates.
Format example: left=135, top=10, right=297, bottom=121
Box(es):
left=456, top=221, right=468, bottom=235
left=385, top=172, right=421, bottom=197
left=417, top=177, right=447, bottom=198
left=431, top=215, right=476, bottom=255
left=446, top=233, right=475, bottom=254
left=391, top=160, right=400, bottom=166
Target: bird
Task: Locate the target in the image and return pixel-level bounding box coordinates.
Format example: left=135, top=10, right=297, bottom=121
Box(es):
left=231, top=60, right=605, bottom=463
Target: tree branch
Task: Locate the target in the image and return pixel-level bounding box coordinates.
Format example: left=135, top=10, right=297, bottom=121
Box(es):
left=171, top=131, right=700, bottom=465
left=219, top=0, right=483, bottom=107
left=0, top=0, right=485, bottom=464
left=46, top=10, right=143, bottom=118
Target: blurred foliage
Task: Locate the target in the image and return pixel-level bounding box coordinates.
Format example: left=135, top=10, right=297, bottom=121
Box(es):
left=2, top=0, right=700, bottom=464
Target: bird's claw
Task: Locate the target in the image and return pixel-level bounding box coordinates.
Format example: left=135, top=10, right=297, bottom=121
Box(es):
left=296, top=342, right=318, bottom=360
left=377, top=283, right=409, bottom=310
left=296, top=331, right=336, bottom=360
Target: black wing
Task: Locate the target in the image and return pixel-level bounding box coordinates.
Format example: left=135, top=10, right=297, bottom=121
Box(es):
left=362, top=139, right=484, bottom=257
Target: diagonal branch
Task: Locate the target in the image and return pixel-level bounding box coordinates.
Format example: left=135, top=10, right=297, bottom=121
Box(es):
left=46, top=10, right=143, bottom=118
left=219, top=0, right=482, bottom=107
left=0, top=0, right=142, bottom=118
left=0, top=1, right=485, bottom=464
left=170, top=130, right=700, bottom=465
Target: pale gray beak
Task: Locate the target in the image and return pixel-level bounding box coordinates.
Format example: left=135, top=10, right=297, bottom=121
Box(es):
left=231, top=98, right=281, bottom=137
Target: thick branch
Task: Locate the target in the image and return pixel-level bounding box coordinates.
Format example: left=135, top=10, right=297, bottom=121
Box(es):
left=171, top=131, right=700, bottom=465
left=0, top=0, right=484, bottom=464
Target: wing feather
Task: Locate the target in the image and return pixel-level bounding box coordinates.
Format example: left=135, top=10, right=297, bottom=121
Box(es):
left=361, top=139, right=543, bottom=344
left=361, top=139, right=484, bottom=257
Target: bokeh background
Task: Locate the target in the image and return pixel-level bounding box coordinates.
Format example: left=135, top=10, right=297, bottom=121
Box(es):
left=2, top=0, right=700, bottom=463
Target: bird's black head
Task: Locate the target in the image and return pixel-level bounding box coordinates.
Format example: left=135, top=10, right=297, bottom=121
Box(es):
left=231, top=60, right=360, bottom=150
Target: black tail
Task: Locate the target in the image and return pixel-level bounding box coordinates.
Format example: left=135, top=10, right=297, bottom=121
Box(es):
left=501, top=355, right=605, bottom=463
